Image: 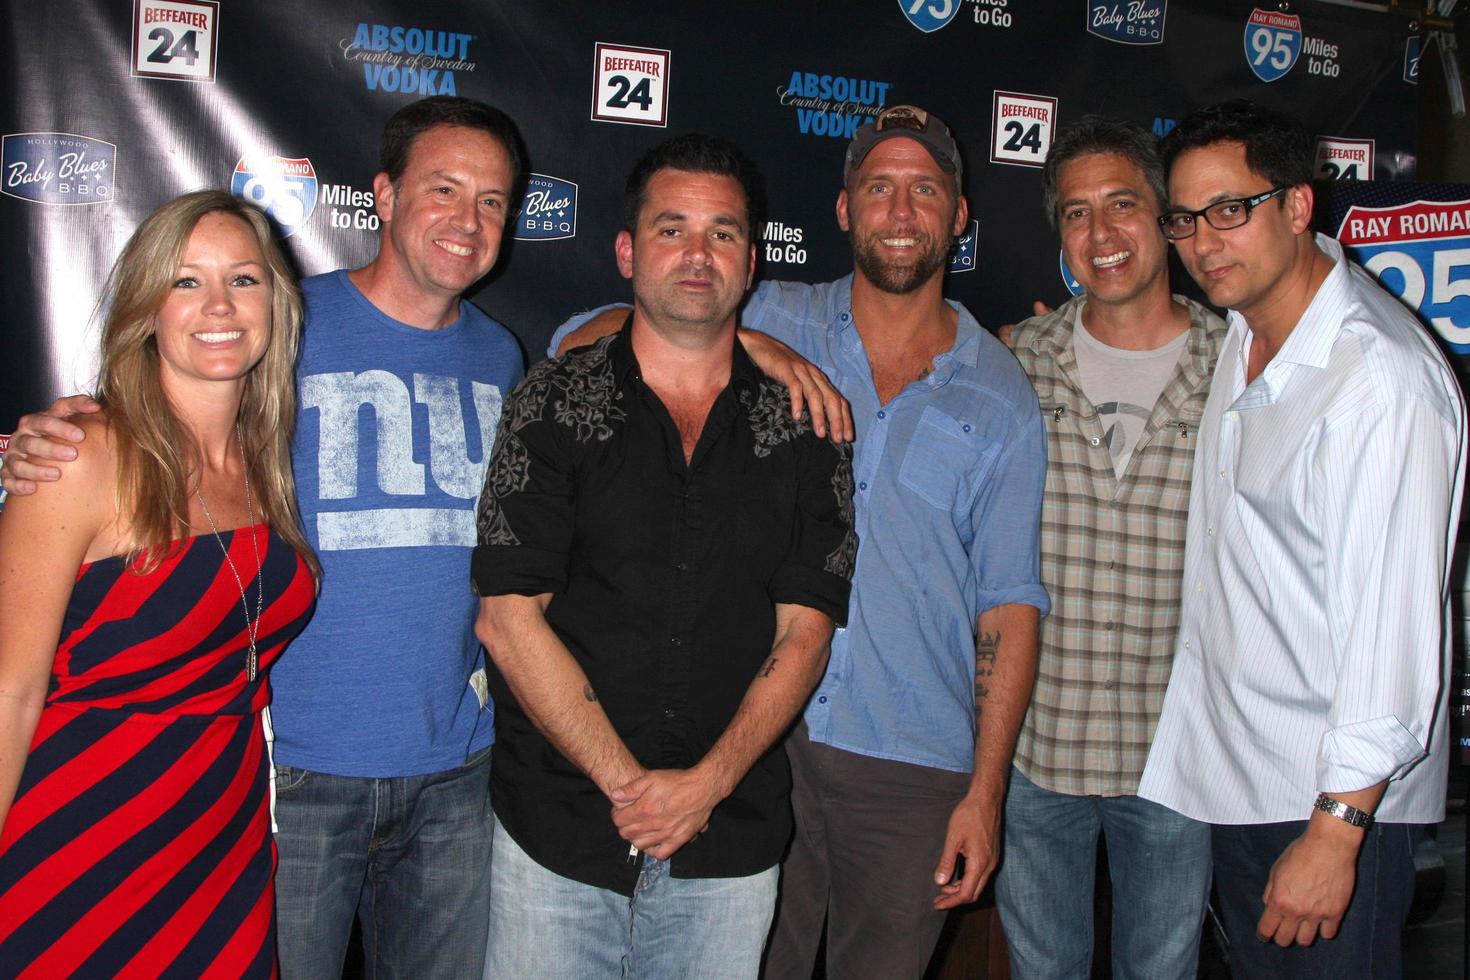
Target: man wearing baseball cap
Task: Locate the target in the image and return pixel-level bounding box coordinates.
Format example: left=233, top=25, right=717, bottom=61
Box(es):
left=553, top=105, right=1048, bottom=977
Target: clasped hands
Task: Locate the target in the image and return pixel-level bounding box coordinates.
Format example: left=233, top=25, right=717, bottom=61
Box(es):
left=608, top=767, right=721, bottom=861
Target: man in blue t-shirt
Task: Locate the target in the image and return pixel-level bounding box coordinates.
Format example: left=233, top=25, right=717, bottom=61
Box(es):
left=2, top=97, right=526, bottom=978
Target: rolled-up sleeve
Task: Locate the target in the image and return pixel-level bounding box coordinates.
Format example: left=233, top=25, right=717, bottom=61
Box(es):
left=969, top=393, right=1050, bottom=617
left=1316, top=394, right=1462, bottom=791
left=769, top=437, right=856, bottom=627
left=471, top=372, right=575, bottom=597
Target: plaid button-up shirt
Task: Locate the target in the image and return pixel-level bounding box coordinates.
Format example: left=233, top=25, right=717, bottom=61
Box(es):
left=1008, top=295, right=1225, bottom=796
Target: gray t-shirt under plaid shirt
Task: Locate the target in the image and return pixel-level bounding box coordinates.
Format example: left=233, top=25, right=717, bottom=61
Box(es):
left=1008, top=295, right=1226, bottom=796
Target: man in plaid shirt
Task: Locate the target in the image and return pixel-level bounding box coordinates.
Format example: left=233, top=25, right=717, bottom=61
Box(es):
left=995, top=117, right=1226, bottom=979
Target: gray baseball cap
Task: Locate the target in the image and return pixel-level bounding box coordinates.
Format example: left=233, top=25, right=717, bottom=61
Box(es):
left=844, top=104, right=963, bottom=188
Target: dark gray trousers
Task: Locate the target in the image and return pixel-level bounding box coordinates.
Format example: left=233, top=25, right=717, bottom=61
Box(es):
left=763, top=722, right=972, bottom=980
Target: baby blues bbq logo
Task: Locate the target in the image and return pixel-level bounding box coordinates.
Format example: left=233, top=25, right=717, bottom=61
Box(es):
left=1338, top=200, right=1470, bottom=352
left=231, top=156, right=317, bottom=237
left=515, top=174, right=578, bottom=241
left=779, top=72, right=893, bottom=140
left=1244, top=9, right=1301, bottom=82
left=132, top=0, right=218, bottom=82
left=2, top=133, right=115, bottom=205
left=341, top=23, right=476, bottom=96
left=1087, top=0, right=1165, bottom=44
left=949, top=219, right=978, bottom=274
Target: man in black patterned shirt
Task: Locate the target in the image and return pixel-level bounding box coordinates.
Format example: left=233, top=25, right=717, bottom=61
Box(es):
left=471, top=134, right=855, bottom=978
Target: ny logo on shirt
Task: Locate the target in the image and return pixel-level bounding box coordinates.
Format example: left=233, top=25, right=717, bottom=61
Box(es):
left=301, top=370, right=504, bottom=551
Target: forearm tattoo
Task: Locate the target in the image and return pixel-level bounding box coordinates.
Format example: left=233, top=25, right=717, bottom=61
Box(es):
left=759, top=656, right=779, bottom=678
left=975, top=631, right=1000, bottom=713
left=583, top=684, right=598, bottom=703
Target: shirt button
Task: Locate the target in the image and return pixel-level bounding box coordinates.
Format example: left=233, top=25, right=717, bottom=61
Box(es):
left=675, top=561, right=687, bottom=572
left=670, top=637, right=682, bottom=647
left=1184, top=640, right=1191, bottom=651
left=1091, top=437, right=1101, bottom=446
left=1207, top=526, right=1215, bottom=536
left=841, top=313, right=850, bottom=321
left=664, top=708, right=676, bottom=719
left=1196, top=584, right=1204, bottom=593
left=963, top=424, right=972, bottom=433
left=858, top=481, right=868, bottom=491
left=1219, top=469, right=1226, bottom=479
left=1106, top=560, right=1116, bottom=570
left=1104, top=622, right=1114, bottom=631
left=877, top=410, right=886, bottom=419
left=818, top=696, right=828, bottom=704
left=1103, top=680, right=1115, bottom=690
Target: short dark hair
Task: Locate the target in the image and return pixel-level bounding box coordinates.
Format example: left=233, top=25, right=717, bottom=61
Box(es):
left=379, top=96, right=525, bottom=185
left=623, top=134, right=764, bottom=235
left=1160, top=99, right=1314, bottom=190
left=1040, top=116, right=1166, bottom=232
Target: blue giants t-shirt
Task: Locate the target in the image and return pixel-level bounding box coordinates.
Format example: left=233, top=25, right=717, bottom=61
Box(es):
left=270, top=270, right=524, bottom=776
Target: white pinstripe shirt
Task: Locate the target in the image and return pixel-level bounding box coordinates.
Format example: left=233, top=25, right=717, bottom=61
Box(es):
left=1139, top=236, right=1466, bottom=825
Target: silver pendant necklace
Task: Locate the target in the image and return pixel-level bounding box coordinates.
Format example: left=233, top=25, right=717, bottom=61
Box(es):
left=195, top=424, right=264, bottom=681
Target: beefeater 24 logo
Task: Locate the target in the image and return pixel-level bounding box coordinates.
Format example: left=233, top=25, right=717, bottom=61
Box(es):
left=132, top=0, right=219, bottom=83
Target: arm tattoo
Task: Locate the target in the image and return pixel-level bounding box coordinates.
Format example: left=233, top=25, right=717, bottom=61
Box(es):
left=975, top=631, right=1000, bottom=713
left=759, top=656, right=779, bottom=678
left=583, top=684, right=598, bottom=703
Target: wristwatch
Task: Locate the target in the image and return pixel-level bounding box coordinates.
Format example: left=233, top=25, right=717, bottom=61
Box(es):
left=1314, top=793, right=1374, bottom=829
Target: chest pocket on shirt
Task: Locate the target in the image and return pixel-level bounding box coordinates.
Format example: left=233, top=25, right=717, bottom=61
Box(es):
left=898, top=406, right=997, bottom=510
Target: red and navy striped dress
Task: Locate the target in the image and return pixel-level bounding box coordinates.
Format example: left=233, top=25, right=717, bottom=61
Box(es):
left=0, top=525, right=315, bottom=978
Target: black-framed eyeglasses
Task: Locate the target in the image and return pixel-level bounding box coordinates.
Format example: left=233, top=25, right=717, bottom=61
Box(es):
left=1157, top=187, right=1289, bottom=241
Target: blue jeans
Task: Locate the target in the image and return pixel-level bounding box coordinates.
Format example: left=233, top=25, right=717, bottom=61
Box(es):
left=995, top=766, right=1211, bottom=980
left=272, top=747, right=493, bottom=979
left=484, top=813, right=777, bottom=979
left=1211, top=820, right=1423, bottom=979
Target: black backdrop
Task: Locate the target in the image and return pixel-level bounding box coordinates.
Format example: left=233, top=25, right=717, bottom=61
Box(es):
left=1, top=0, right=1421, bottom=431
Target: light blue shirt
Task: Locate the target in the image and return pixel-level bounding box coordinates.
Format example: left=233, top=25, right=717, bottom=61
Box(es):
left=552, top=276, right=1048, bottom=773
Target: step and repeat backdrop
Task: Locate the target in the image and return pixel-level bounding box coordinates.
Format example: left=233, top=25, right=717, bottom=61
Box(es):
left=5, top=1, right=1467, bottom=748
left=1, top=0, right=1423, bottom=426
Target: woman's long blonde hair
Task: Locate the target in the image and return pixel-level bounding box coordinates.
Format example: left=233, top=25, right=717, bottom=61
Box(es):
left=96, top=190, right=318, bottom=576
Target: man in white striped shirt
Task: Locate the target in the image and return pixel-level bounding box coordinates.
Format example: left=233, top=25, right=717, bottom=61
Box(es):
left=1138, top=100, right=1466, bottom=978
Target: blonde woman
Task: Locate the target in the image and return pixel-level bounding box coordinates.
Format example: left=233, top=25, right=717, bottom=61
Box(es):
left=0, top=191, right=317, bottom=975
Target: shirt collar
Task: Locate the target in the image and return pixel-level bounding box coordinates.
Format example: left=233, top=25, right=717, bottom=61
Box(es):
left=833, top=271, right=985, bottom=381
left=1226, top=232, right=1352, bottom=371
left=1031, top=293, right=1216, bottom=376
left=608, top=311, right=761, bottom=392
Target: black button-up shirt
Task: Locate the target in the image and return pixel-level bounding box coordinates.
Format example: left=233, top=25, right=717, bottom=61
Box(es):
left=472, top=328, right=855, bottom=895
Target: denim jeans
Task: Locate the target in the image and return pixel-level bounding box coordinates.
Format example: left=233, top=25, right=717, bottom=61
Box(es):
left=272, top=747, right=493, bottom=979
left=483, top=813, right=777, bottom=979
left=995, top=766, right=1211, bottom=980
left=1211, top=820, right=1423, bottom=979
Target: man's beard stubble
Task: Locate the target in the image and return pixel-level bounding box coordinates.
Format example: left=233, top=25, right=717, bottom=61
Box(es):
left=848, top=227, right=951, bottom=295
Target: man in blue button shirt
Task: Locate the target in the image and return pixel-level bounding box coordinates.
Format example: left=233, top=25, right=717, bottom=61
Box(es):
left=553, top=105, right=1048, bottom=977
